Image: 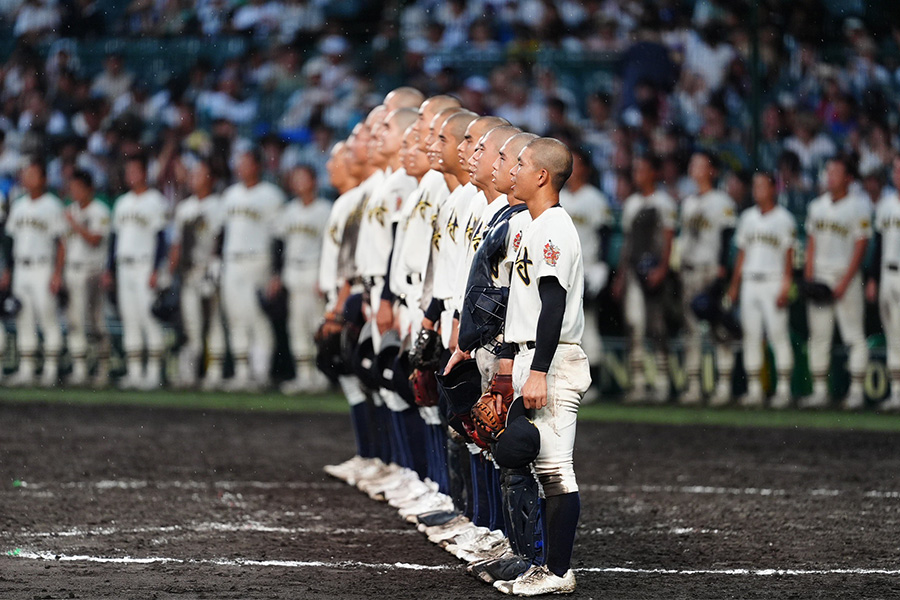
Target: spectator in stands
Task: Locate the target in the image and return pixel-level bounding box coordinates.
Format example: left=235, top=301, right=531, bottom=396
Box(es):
left=90, top=54, right=134, bottom=103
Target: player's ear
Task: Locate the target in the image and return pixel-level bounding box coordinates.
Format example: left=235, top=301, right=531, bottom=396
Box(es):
left=538, top=168, right=550, bottom=188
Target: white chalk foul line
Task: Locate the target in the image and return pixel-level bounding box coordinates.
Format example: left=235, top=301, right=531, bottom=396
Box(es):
left=6, top=521, right=416, bottom=539
left=9, top=552, right=900, bottom=577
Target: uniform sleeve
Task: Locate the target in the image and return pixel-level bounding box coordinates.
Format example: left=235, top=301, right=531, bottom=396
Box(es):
left=804, top=201, right=817, bottom=236
left=783, top=213, right=797, bottom=250
left=50, top=200, right=66, bottom=238
left=170, top=204, right=185, bottom=244
left=853, top=199, right=873, bottom=240
left=735, top=213, right=749, bottom=250
left=4, top=202, right=15, bottom=235
left=95, top=205, right=112, bottom=237
left=720, top=196, right=738, bottom=229
left=532, top=218, right=579, bottom=292
left=658, top=193, right=678, bottom=230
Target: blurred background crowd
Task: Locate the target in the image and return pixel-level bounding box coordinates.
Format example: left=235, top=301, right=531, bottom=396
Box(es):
left=0, top=0, right=897, bottom=223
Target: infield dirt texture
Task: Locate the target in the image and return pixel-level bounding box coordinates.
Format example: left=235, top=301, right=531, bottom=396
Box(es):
left=3, top=400, right=900, bottom=599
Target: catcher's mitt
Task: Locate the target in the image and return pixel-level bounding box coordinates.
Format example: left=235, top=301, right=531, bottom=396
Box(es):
left=412, top=368, right=439, bottom=407
left=470, top=373, right=514, bottom=442
left=409, top=327, right=442, bottom=370
left=802, top=280, right=834, bottom=305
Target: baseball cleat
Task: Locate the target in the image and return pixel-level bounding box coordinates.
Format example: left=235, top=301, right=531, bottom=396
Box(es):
left=117, top=374, right=144, bottom=391
left=39, top=369, right=58, bottom=389
left=470, top=555, right=529, bottom=584
left=650, top=383, right=669, bottom=404
left=457, top=538, right=511, bottom=563
left=840, top=390, right=865, bottom=411
left=878, top=391, right=900, bottom=413
left=798, top=390, right=830, bottom=410
left=495, top=565, right=576, bottom=596
left=739, top=390, right=765, bottom=409
left=415, top=510, right=459, bottom=529
left=710, top=382, right=732, bottom=407
left=421, top=514, right=469, bottom=535
left=678, top=381, right=703, bottom=406
left=442, top=526, right=492, bottom=549
left=770, top=390, right=792, bottom=410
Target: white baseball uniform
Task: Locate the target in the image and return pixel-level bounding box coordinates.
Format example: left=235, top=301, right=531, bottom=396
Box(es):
left=112, top=187, right=168, bottom=386
left=506, top=205, right=589, bottom=497
left=875, top=190, right=900, bottom=384
left=6, top=192, right=66, bottom=381
left=171, top=192, right=226, bottom=386
left=65, top=198, right=111, bottom=383
left=735, top=205, right=796, bottom=381
left=319, top=187, right=363, bottom=310
left=805, top=192, right=872, bottom=382
left=560, top=183, right=612, bottom=364
left=620, top=190, right=678, bottom=393
left=276, top=196, right=331, bottom=379
left=678, top=189, right=738, bottom=390
left=221, top=180, right=285, bottom=385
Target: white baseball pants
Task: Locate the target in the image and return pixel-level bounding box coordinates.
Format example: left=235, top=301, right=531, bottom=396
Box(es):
left=222, top=255, right=273, bottom=382
left=681, top=264, right=735, bottom=382
left=64, top=266, right=108, bottom=367
left=117, top=259, right=165, bottom=367
left=13, top=262, right=62, bottom=368
left=284, top=264, right=322, bottom=369
left=180, top=267, right=226, bottom=381
left=879, top=269, right=900, bottom=381
left=807, top=273, right=867, bottom=379
left=740, top=275, right=793, bottom=377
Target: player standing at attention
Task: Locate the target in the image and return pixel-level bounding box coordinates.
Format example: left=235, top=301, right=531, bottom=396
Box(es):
left=64, top=169, right=111, bottom=387
left=167, top=160, right=226, bottom=390
left=678, top=150, right=738, bottom=406
left=612, top=155, right=678, bottom=404
left=867, top=155, right=900, bottom=411
left=220, top=149, right=285, bottom=391
left=105, top=154, right=168, bottom=390
left=801, top=155, right=871, bottom=410
left=727, top=172, right=796, bottom=409
left=3, top=160, right=66, bottom=387
left=496, top=138, right=589, bottom=596
left=272, top=165, right=332, bottom=394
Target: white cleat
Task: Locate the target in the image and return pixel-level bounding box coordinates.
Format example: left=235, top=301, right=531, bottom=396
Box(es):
left=770, top=390, right=792, bottom=410
left=39, top=370, right=58, bottom=389
left=399, top=492, right=453, bottom=521
left=841, top=390, right=865, bottom=411
left=709, top=382, right=732, bottom=407
left=420, top=514, right=469, bottom=535
left=739, top=390, right=765, bottom=409
left=117, top=374, right=144, bottom=391
left=280, top=378, right=309, bottom=396
left=495, top=565, right=576, bottom=596
left=323, top=456, right=368, bottom=482
left=6, top=371, right=34, bottom=388
left=798, top=390, right=830, bottom=410
left=878, top=391, right=900, bottom=413
left=678, top=382, right=703, bottom=406
left=650, top=383, right=669, bottom=404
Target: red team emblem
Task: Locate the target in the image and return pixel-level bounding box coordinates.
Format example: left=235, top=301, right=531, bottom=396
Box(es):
left=513, top=231, right=522, bottom=251
left=543, top=242, right=560, bottom=266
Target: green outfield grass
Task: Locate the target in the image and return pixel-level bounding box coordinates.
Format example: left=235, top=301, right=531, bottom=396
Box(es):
left=3, top=387, right=900, bottom=433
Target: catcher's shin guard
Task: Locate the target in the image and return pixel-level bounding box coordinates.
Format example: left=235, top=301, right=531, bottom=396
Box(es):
left=448, top=432, right=472, bottom=517
left=505, top=467, right=543, bottom=562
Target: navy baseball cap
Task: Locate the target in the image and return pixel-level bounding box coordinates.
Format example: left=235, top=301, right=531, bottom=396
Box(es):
left=493, top=415, right=540, bottom=469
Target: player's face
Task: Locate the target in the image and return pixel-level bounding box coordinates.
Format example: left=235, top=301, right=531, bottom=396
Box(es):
left=458, top=122, right=481, bottom=170
left=437, top=123, right=460, bottom=172
left=21, top=164, right=44, bottom=193
left=125, top=160, right=147, bottom=189
left=190, top=163, right=212, bottom=194
left=352, top=128, right=371, bottom=164
left=290, top=169, right=315, bottom=197
left=68, top=178, right=90, bottom=204
left=471, top=135, right=497, bottom=188
left=688, top=154, right=712, bottom=183
left=825, top=161, right=850, bottom=195
left=235, top=154, right=259, bottom=184
left=752, top=174, right=776, bottom=207
left=492, top=140, right=519, bottom=194
left=405, top=131, right=430, bottom=178
left=415, top=106, right=436, bottom=152
left=632, top=159, right=655, bottom=190
left=425, top=116, right=444, bottom=170
left=379, top=118, right=402, bottom=158
left=509, top=147, right=540, bottom=200
left=893, top=158, right=900, bottom=190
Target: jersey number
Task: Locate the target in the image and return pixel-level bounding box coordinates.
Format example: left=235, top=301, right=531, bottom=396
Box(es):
left=515, top=247, right=532, bottom=285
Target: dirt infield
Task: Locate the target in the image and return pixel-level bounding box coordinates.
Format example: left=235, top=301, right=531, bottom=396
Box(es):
left=3, top=402, right=900, bottom=599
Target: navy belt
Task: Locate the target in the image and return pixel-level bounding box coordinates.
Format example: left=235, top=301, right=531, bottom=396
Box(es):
left=514, top=341, right=536, bottom=354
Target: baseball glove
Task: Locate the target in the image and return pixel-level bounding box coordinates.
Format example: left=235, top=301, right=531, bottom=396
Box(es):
left=409, top=327, right=442, bottom=371
left=412, top=368, right=439, bottom=407
left=802, top=280, right=834, bottom=304
left=470, top=373, right=515, bottom=442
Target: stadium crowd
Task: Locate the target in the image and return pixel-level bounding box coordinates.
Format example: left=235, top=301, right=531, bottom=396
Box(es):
left=0, top=0, right=897, bottom=410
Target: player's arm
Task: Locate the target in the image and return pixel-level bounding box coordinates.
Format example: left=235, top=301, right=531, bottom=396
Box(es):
left=0, top=231, right=12, bottom=291
left=804, top=234, right=816, bottom=282
left=718, top=225, right=735, bottom=279
left=149, top=230, right=166, bottom=289
left=376, top=224, right=397, bottom=334
left=51, top=235, right=65, bottom=294
left=522, top=276, right=566, bottom=410
left=834, top=236, right=868, bottom=300
left=647, top=227, right=674, bottom=290
left=866, top=231, right=882, bottom=302
left=777, top=246, right=794, bottom=308
left=726, top=248, right=744, bottom=305
left=66, top=213, right=104, bottom=247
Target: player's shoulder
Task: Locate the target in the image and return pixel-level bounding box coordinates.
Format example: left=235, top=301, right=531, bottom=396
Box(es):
left=89, top=198, right=111, bottom=216
left=808, top=193, right=829, bottom=212
left=771, top=205, right=797, bottom=227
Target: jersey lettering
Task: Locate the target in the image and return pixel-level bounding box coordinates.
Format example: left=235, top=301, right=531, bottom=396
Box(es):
left=515, top=247, right=533, bottom=286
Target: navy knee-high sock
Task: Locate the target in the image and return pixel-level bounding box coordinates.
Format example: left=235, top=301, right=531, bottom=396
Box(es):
left=389, top=409, right=411, bottom=469
left=402, top=408, right=428, bottom=479
left=472, top=454, right=492, bottom=528
left=373, top=404, right=393, bottom=464
left=490, top=464, right=505, bottom=533
left=349, top=402, right=373, bottom=458
left=545, top=492, right=581, bottom=576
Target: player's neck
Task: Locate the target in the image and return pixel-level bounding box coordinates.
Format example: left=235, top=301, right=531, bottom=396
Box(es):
left=78, top=198, right=92, bottom=209
left=195, top=189, right=213, bottom=200
left=830, top=188, right=849, bottom=202
left=696, top=181, right=714, bottom=195
left=638, top=183, right=656, bottom=196
left=385, top=154, right=401, bottom=171
left=28, top=190, right=44, bottom=200
left=299, top=192, right=316, bottom=205
left=242, top=177, right=260, bottom=188
left=444, top=173, right=460, bottom=191
left=759, top=201, right=776, bottom=214
left=451, top=167, right=470, bottom=185
left=131, top=184, right=149, bottom=195
left=526, top=193, right=558, bottom=219
left=485, top=188, right=502, bottom=203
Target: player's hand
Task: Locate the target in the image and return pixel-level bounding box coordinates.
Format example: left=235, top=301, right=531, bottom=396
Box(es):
left=522, top=370, right=548, bottom=410
left=375, top=298, right=394, bottom=335
left=646, top=265, right=667, bottom=290
left=727, top=282, right=739, bottom=306
left=611, top=273, right=625, bottom=301
left=148, top=270, right=158, bottom=290
left=101, top=270, right=113, bottom=290
left=421, top=316, right=435, bottom=331
left=49, top=272, right=62, bottom=295
left=267, top=275, right=282, bottom=298
left=448, top=318, right=459, bottom=353
left=0, top=270, right=9, bottom=292
left=833, top=278, right=849, bottom=301
left=776, top=285, right=790, bottom=308
left=443, top=347, right=470, bottom=375
left=64, top=211, right=76, bottom=227
left=866, top=279, right=878, bottom=303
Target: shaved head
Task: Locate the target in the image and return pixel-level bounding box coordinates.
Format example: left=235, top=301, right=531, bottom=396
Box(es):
left=443, top=111, right=478, bottom=141
left=422, top=94, right=461, bottom=114
left=493, top=131, right=537, bottom=194
left=365, top=105, right=388, bottom=128
left=384, top=87, right=425, bottom=111
left=387, top=107, right=419, bottom=131
left=525, top=137, right=573, bottom=191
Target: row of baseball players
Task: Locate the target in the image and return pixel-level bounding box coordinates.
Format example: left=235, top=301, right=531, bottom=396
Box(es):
left=615, top=152, right=900, bottom=411
left=316, top=88, right=590, bottom=595
left=0, top=151, right=332, bottom=392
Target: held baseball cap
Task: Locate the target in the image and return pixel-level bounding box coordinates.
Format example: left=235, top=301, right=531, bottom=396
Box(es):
left=493, top=414, right=540, bottom=470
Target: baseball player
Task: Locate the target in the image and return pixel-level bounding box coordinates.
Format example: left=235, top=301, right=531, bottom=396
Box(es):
left=220, top=149, right=285, bottom=391
left=167, top=160, right=226, bottom=389
left=801, top=155, right=871, bottom=410
left=2, top=160, right=66, bottom=387
left=558, top=148, right=612, bottom=400
left=274, top=165, right=333, bottom=394
left=727, top=172, right=796, bottom=409
left=64, top=169, right=111, bottom=387
left=677, top=151, right=738, bottom=406
left=105, top=154, right=168, bottom=390
left=499, top=137, right=588, bottom=596
left=612, top=155, right=678, bottom=404
left=867, top=155, right=900, bottom=411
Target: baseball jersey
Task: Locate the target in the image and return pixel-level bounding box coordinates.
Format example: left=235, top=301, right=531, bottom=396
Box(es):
left=276, top=197, right=331, bottom=269
left=678, top=189, right=737, bottom=267
left=496, top=208, right=531, bottom=288
left=111, top=188, right=168, bottom=262
left=6, top=192, right=66, bottom=262
left=621, top=189, right=677, bottom=234
left=221, top=181, right=285, bottom=258
left=397, top=170, right=451, bottom=288
left=337, top=169, right=385, bottom=282
left=432, top=182, right=478, bottom=301
left=505, top=206, right=585, bottom=345
left=559, top=183, right=612, bottom=264
left=806, top=192, right=872, bottom=274
left=355, top=167, right=417, bottom=278
left=453, top=193, right=508, bottom=308
left=875, top=191, right=900, bottom=268
left=735, top=205, right=797, bottom=276
left=66, top=199, right=110, bottom=270
left=171, top=193, right=224, bottom=270
left=320, top=186, right=364, bottom=294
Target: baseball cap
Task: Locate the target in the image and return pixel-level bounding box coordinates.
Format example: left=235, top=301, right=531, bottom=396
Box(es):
left=493, top=415, right=540, bottom=469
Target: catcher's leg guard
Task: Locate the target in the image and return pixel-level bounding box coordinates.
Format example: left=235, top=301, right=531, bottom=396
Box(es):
left=489, top=463, right=505, bottom=533
left=448, top=433, right=471, bottom=516
left=506, top=467, right=542, bottom=563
